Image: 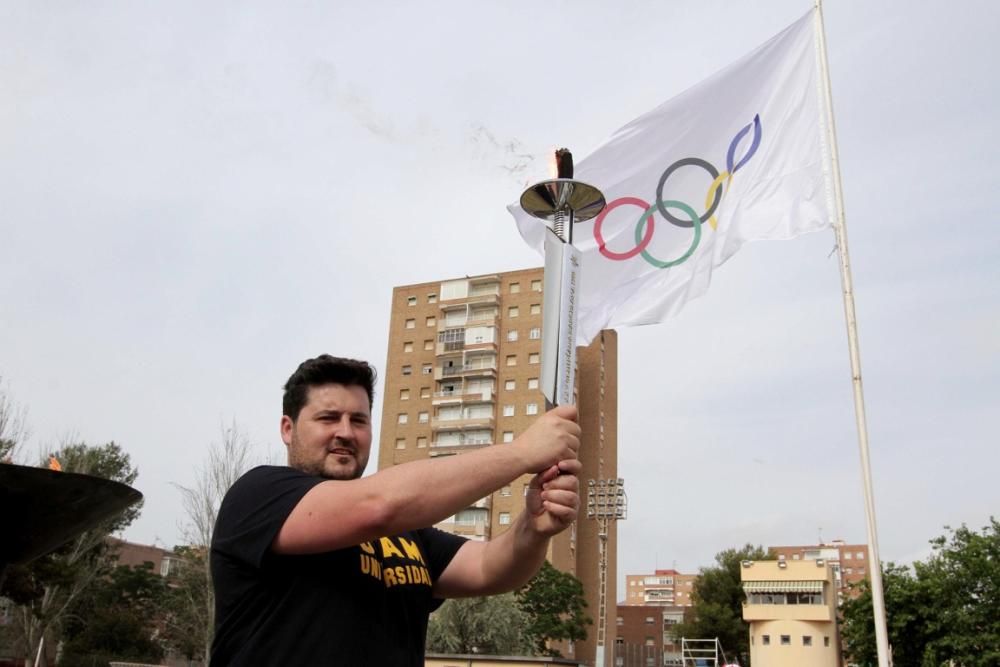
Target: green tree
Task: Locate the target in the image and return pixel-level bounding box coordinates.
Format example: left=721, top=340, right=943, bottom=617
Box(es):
left=840, top=563, right=933, bottom=667
left=515, top=561, right=591, bottom=657
left=59, top=563, right=168, bottom=667
left=427, top=593, right=533, bottom=655
left=841, top=519, right=1000, bottom=667
left=160, top=546, right=212, bottom=662
left=1, top=442, right=141, bottom=666
left=674, top=544, right=770, bottom=666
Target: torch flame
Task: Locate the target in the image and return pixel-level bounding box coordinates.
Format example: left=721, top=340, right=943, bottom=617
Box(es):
left=48, top=455, right=62, bottom=471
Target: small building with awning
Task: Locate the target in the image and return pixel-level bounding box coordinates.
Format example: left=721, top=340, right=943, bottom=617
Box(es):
left=740, top=559, right=842, bottom=666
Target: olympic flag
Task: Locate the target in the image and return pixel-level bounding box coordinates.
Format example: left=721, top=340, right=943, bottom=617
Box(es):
left=509, top=9, right=835, bottom=346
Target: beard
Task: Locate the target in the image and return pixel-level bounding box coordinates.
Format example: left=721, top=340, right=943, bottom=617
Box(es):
left=288, top=432, right=367, bottom=480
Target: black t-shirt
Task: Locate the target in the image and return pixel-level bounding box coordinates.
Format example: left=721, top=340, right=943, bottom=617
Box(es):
left=210, top=465, right=467, bottom=666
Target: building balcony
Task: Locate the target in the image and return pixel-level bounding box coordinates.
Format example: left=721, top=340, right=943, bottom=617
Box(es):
left=432, top=389, right=493, bottom=406
left=438, top=313, right=498, bottom=331
left=435, top=363, right=497, bottom=380
left=431, top=415, right=495, bottom=432
left=439, top=292, right=500, bottom=309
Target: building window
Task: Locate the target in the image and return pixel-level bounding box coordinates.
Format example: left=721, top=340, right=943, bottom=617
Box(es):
left=503, top=405, right=515, bottom=417
left=844, top=552, right=852, bottom=560
left=529, top=327, right=541, bottom=339
left=507, top=330, right=518, bottom=342
left=762, top=635, right=770, bottom=646
left=418, top=411, right=429, bottom=423
left=645, top=637, right=654, bottom=646
left=407, top=296, right=417, bottom=306
left=420, top=386, right=430, bottom=398
left=422, top=363, right=432, bottom=374
left=857, top=552, right=865, bottom=559
left=426, top=316, right=436, bottom=327
left=645, top=616, right=655, bottom=624
left=780, top=635, right=790, bottom=646
left=505, top=379, right=516, bottom=390
left=498, top=512, right=511, bottom=525
left=417, top=436, right=428, bottom=448
left=400, top=389, right=410, bottom=400
left=531, top=279, right=542, bottom=291
left=824, top=636, right=830, bottom=647
left=424, top=339, right=434, bottom=350
left=395, top=438, right=406, bottom=449
left=405, top=318, right=415, bottom=329
left=529, top=352, right=539, bottom=364
left=528, top=377, right=538, bottom=389
left=428, top=293, right=437, bottom=303
left=530, top=303, right=541, bottom=315
left=501, top=485, right=511, bottom=497
left=403, top=341, right=413, bottom=353
left=508, top=306, right=519, bottom=318
left=506, top=355, right=517, bottom=366
left=803, top=636, right=812, bottom=647
left=502, top=431, right=514, bottom=443
left=510, top=282, right=520, bottom=294
left=402, top=365, right=412, bottom=375
left=616, top=616, right=623, bottom=626
left=397, top=413, right=408, bottom=424
left=792, top=553, right=800, bottom=560
left=526, top=403, right=538, bottom=415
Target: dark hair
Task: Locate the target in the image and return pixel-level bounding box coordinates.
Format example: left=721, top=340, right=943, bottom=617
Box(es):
left=283, top=355, right=377, bottom=420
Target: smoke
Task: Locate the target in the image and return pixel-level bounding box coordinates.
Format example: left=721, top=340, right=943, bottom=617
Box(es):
left=467, top=123, right=538, bottom=185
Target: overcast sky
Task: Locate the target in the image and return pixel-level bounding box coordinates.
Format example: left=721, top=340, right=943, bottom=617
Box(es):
left=2, top=0, right=997, bottom=595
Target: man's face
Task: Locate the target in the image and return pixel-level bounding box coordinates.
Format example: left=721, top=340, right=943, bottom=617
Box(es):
left=281, top=383, right=372, bottom=480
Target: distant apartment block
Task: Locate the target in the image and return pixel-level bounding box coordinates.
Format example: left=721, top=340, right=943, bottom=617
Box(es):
left=622, top=569, right=697, bottom=607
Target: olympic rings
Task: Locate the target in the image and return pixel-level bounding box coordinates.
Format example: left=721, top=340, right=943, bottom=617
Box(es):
left=656, top=158, right=721, bottom=228
left=586, top=114, right=762, bottom=270
left=638, top=200, right=701, bottom=269
left=594, top=197, right=656, bottom=260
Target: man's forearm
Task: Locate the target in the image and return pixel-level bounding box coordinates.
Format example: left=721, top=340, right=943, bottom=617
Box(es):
left=370, top=444, right=533, bottom=537
left=476, top=511, right=550, bottom=594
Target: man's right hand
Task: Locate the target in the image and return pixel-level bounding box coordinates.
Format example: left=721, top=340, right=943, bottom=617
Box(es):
left=511, top=404, right=580, bottom=473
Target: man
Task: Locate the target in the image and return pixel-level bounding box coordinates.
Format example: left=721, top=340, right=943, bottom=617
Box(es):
left=211, top=354, right=581, bottom=665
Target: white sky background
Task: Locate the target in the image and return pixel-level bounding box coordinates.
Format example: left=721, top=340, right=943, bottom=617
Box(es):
left=1, top=0, right=997, bottom=596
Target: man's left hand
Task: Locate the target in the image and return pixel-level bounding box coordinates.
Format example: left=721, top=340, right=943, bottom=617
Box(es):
left=524, top=458, right=581, bottom=537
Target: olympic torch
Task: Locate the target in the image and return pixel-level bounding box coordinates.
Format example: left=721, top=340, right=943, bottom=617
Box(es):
left=520, top=149, right=606, bottom=408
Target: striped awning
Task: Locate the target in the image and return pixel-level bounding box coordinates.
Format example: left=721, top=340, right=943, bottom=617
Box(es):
left=743, top=580, right=823, bottom=593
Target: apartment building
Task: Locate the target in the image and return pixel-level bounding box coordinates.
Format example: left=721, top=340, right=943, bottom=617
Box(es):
left=378, top=268, right=619, bottom=666
left=768, top=540, right=869, bottom=602
left=614, top=604, right=687, bottom=667
left=740, top=559, right=841, bottom=667
left=622, top=569, right=697, bottom=607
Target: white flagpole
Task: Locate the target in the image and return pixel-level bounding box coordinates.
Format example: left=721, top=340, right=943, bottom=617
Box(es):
left=815, top=2, right=892, bottom=666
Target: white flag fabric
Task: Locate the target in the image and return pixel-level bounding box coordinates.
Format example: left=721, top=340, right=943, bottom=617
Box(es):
left=509, top=9, right=835, bottom=346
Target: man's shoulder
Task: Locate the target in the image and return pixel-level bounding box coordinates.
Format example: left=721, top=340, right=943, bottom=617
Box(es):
left=231, top=464, right=311, bottom=489
left=217, top=466, right=322, bottom=525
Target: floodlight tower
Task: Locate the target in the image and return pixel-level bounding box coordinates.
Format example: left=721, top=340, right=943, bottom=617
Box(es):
left=587, top=477, right=627, bottom=667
